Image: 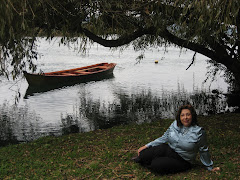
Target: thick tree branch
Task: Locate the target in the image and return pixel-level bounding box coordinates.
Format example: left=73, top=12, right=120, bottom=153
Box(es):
left=159, top=28, right=230, bottom=64
left=160, top=29, right=217, bottom=59
left=160, top=28, right=240, bottom=84
left=82, top=27, right=155, bottom=47
left=82, top=25, right=234, bottom=68
left=81, top=24, right=240, bottom=85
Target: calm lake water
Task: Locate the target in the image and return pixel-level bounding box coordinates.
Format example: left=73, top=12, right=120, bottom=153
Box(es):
left=0, top=38, right=236, bottom=146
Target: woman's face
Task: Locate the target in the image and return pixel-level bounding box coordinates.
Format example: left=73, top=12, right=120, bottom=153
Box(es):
left=180, top=109, right=192, bottom=127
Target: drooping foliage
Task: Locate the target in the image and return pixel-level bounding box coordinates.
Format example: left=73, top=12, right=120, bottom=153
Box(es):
left=0, top=0, right=240, bottom=87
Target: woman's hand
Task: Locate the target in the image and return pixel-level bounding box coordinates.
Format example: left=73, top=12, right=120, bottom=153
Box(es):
left=138, top=145, right=148, bottom=156
left=211, top=167, right=220, bottom=172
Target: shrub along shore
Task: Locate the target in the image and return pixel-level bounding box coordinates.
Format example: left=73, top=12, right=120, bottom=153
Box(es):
left=0, top=113, right=239, bottom=179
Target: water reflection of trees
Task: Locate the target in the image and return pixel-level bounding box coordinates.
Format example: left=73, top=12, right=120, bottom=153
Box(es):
left=0, top=101, right=41, bottom=147
left=63, top=89, right=229, bottom=133
left=0, top=89, right=234, bottom=147
left=0, top=102, right=18, bottom=146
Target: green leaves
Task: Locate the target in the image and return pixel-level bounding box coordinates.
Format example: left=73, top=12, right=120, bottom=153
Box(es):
left=0, top=0, right=240, bottom=83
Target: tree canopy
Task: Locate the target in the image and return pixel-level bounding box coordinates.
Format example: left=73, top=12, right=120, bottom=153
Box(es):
left=0, top=0, right=240, bottom=88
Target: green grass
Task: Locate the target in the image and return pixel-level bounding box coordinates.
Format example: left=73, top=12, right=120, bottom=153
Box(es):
left=0, top=113, right=240, bottom=179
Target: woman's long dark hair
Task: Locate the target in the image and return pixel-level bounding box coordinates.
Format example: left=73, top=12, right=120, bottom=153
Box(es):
left=176, top=104, right=198, bottom=127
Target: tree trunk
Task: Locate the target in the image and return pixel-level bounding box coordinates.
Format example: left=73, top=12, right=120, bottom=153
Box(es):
left=225, top=59, right=240, bottom=92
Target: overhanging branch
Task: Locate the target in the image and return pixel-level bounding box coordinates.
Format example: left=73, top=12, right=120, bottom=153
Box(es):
left=160, top=28, right=224, bottom=63
left=81, top=24, right=238, bottom=72
left=82, top=27, right=155, bottom=47
left=159, top=28, right=240, bottom=75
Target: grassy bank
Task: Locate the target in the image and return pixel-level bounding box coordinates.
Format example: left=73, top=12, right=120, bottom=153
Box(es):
left=0, top=113, right=239, bottom=179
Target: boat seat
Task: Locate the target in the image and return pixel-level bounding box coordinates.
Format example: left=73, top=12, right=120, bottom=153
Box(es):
left=75, top=71, right=91, bottom=74
left=74, top=70, right=86, bottom=73
left=75, top=68, right=96, bottom=73
left=61, top=73, right=77, bottom=75
left=97, top=66, right=107, bottom=69
left=74, top=66, right=107, bottom=74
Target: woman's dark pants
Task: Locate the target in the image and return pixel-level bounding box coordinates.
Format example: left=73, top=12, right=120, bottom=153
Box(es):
left=137, top=144, right=192, bottom=174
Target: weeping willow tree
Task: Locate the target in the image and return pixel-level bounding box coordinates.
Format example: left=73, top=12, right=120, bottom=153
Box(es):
left=0, top=0, right=240, bottom=89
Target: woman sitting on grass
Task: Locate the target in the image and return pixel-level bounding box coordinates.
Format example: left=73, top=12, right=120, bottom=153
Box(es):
left=133, top=104, right=220, bottom=174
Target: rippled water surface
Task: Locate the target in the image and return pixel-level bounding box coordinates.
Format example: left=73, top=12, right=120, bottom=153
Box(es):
left=0, top=38, right=234, bottom=146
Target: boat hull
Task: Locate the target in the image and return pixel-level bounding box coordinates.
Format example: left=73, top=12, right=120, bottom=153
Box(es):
left=23, top=63, right=116, bottom=94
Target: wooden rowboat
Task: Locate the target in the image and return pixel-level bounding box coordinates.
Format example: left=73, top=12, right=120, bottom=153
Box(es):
left=23, top=63, right=116, bottom=88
